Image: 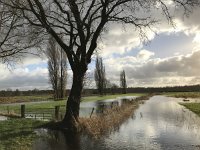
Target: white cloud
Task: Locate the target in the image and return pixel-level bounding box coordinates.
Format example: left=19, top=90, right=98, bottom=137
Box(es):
left=104, top=49, right=200, bottom=87
left=99, top=24, right=152, bottom=58
left=0, top=61, right=49, bottom=90
left=1, top=5, right=200, bottom=90
left=137, top=49, right=155, bottom=60
left=193, top=32, right=200, bottom=43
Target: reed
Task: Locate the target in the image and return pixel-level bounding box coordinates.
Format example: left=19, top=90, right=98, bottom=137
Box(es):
left=79, top=95, right=151, bottom=138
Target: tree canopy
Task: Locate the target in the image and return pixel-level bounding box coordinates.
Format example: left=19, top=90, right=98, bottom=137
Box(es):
left=1, top=0, right=199, bottom=67
left=0, top=2, right=44, bottom=63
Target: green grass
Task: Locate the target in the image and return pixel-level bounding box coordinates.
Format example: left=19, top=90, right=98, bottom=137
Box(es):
left=0, top=93, right=146, bottom=118
left=180, top=103, right=200, bottom=116
left=0, top=100, right=67, bottom=118
left=163, top=92, right=200, bottom=98
left=0, top=119, right=44, bottom=150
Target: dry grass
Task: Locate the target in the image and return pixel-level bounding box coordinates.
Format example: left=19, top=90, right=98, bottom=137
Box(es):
left=166, top=92, right=200, bottom=98
left=79, top=97, right=150, bottom=138
left=0, top=112, right=20, bottom=118
left=0, top=95, right=52, bottom=104
left=79, top=95, right=152, bottom=138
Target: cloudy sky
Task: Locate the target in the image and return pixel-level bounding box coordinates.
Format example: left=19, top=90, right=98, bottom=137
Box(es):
left=0, top=4, right=200, bottom=90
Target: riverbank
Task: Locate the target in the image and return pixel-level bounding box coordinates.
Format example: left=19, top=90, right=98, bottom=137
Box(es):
left=180, top=103, right=200, bottom=116
left=167, top=92, right=200, bottom=117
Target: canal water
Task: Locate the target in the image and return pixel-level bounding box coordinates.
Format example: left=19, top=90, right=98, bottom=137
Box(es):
left=33, top=96, right=200, bottom=150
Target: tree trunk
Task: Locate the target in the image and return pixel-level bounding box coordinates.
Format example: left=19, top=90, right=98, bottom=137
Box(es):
left=62, top=70, right=85, bottom=131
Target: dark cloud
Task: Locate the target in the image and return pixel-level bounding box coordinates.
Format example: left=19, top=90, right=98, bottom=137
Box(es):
left=125, top=50, right=200, bottom=79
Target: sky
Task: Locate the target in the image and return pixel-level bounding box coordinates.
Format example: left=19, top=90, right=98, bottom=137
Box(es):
left=0, top=3, right=200, bottom=90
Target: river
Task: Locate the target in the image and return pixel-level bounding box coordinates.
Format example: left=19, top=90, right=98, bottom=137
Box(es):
left=33, top=96, right=200, bottom=150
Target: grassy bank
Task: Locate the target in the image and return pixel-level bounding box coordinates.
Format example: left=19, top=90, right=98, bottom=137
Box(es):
left=165, top=92, right=200, bottom=98
left=180, top=103, right=200, bottom=116
left=0, top=93, right=146, bottom=117
left=0, top=119, right=44, bottom=150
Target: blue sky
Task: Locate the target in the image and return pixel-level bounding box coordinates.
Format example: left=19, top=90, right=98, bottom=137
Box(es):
left=143, top=32, right=195, bottom=58
left=0, top=5, right=200, bottom=90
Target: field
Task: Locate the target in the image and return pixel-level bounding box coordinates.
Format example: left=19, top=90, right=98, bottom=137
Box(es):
left=164, top=92, right=200, bottom=98
left=0, top=95, right=53, bottom=104
left=0, top=93, right=146, bottom=119
left=164, top=92, right=200, bottom=117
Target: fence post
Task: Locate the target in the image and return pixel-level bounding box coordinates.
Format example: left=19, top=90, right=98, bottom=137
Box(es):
left=102, top=104, right=104, bottom=113
left=21, top=105, right=25, bottom=118
left=111, top=102, right=114, bottom=108
left=55, top=106, right=60, bottom=120
left=90, top=108, right=95, bottom=118
left=7, top=106, right=10, bottom=114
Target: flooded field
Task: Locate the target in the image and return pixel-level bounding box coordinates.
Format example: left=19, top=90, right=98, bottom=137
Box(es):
left=33, top=96, right=200, bottom=150
left=79, top=96, right=137, bottom=117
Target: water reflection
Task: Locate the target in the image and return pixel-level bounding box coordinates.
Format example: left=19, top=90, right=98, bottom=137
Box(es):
left=33, top=96, right=200, bottom=150
left=0, top=115, right=7, bottom=121
left=79, top=96, right=137, bottom=117
left=33, top=129, right=81, bottom=150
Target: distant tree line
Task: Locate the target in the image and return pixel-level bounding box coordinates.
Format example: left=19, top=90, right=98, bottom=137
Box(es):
left=2, top=84, right=200, bottom=97
left=0, top=88, right=53, bottom=97
left=92, top=84, right=200, bottom=95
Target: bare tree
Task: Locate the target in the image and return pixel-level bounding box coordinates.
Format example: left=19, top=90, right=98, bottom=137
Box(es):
left=83, top=71, right=93, bottom=89
left=94, top=56, right=106, bottom=95
left=47, top=36, right=67, bottom=100
left=120, top=70, right=127, bottom=94
left=59, top=47, right=68, bottom=99
left=106, top=79, right=119, bottom=94
left=0, top=2, right=44, bottom=64
left=0, top=0, right=199, bottom=129
left=47, top=36, right=60, bottom=100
